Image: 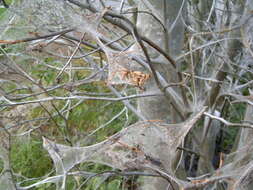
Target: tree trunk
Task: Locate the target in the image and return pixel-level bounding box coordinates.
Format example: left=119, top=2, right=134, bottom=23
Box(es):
left=135, top=0, right=185, bottom=189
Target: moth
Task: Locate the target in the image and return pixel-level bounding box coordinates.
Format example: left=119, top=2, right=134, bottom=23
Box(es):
left=119, top=69, right=151, bottom=90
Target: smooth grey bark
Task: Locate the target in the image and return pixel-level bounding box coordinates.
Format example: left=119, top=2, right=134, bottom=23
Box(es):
left=232, top=1, right=253, bottom=188
left=235, top=103, right=253, bottom=190
left=136, top=0, right=185, bottom=122
left=188, top=0, right=221, bottom=177
left=134, top=0, right=185, bottom=189
left=237, top=98, right=253, bottom=152
left=230, top=0, right=252, bottom=152
left=0, top=122, right=16, bottom=190
left=196, top=0, right=245, bottom=179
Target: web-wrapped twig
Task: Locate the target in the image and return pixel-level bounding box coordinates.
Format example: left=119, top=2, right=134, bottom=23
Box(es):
left=35, top=107, right=206, bottom=189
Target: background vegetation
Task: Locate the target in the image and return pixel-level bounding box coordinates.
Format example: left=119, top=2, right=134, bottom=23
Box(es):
left=0, top=0, right=253, bottom=190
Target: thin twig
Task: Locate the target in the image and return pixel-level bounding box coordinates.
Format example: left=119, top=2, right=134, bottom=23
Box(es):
left=55, top=33, right=85, bottom=80
left=0, top=29, right=74, bottom=44
left=204, top=112, right=253, bottom=129
left=1, top=93, right=164, bottom=107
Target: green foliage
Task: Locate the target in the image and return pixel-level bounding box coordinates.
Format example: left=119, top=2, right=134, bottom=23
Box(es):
left=11, top=138, right=52, bottom=178
left=221, top=103, right=246, bottom=152
left=6, top=52, right=137, bottom=188
left=85, top=177, right=121, bottom=190
left=0, top=159, right=3, bottom=173
left=37, top=183, right=56, bottom=190
left=0, top=0, right=11, bottom=16
left=0, top=8, right=6, bottom=16
left=77, top=163, right=123, bottom=190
